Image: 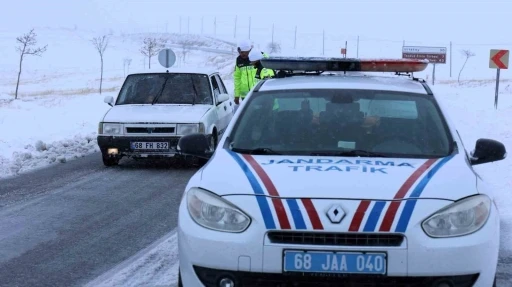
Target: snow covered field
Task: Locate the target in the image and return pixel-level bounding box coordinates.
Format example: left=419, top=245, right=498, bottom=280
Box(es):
left=1, top=28, right=511, bottom=286
left=0, top=30, right=234, bottom=178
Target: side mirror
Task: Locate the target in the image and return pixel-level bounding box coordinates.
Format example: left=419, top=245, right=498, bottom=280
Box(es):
left=104, top=95, right=114, bottom=107
left=470, top=138, right=507, bottom=165
left=177, top=133, right=213, bottom=159
left=217, top=93, right=230, bottom=104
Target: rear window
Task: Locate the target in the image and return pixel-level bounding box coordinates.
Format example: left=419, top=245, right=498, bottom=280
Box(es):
left=229, top=89, right=453, bottom=158
left=115, top=73, right=213, bottom=105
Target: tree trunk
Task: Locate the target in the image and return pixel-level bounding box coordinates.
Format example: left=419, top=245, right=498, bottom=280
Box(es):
left=100, top=56, right=103, bottom=94
left=458, top=57, right=469, bottom=84
left=149, top=55, right=151, bottom=69
left=15, top=54, right=24, bottom=100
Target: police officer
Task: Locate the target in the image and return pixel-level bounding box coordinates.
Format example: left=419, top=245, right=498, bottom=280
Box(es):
left=233, top=40, right=256, bottom=106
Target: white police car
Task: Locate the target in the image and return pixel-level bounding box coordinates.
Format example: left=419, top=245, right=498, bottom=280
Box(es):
left=176, top=57, right=506, bottom=287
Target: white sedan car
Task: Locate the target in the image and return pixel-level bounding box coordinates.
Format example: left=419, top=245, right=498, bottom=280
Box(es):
left=176, top=58, right=506, bottom=287
left=97, top=68, right=234, bottom=166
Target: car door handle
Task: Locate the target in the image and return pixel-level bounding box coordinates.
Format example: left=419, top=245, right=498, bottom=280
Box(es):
left=224, top=105, right=227, bottom=111
left=229, top=102, right=232, bottom=106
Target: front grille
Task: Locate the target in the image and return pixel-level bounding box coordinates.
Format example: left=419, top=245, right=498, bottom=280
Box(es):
left=194, top=266, right=479, bottom=287
left=268, top=232, right=404, bottom=247
left=126, top=127, right=175, bottom=134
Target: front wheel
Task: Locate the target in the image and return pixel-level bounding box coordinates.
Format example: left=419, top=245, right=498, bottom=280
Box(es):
left=102, top=153, right=120, bottom=167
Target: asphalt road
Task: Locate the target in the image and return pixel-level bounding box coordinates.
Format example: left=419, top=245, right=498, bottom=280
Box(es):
left=0, top=154, right=198, bottom=287
left=0, top=153, right=511, bottom=286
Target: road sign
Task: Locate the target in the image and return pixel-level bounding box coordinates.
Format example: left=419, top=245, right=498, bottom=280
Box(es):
left=489, top=49, right=509, bottom=69
left=489, top=49, right=509, bottom=109
left=158, top=48, right=176, bottom=68
left=402, top=46, right=447, bottom=64
left=341, top=48, right=347, bottom=55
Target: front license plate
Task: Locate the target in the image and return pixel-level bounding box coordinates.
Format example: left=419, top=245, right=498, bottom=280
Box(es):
left=130, top=142, right=169, bottom=150
left=283, top=250, right=387, bottom=275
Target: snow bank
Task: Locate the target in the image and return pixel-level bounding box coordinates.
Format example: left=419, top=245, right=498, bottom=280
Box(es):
left=0, top=32, right=236, bottom=179
left=85, top=231, right=179, bottom=287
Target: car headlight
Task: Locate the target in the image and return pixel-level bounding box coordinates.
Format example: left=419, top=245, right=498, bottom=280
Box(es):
left=186, top=187, right=251, bottom=232
left=177, top=124, right=199, bottom=135
left=102, top=123, right=122, bottom=135
left=422, top=194, right=491, bottom=238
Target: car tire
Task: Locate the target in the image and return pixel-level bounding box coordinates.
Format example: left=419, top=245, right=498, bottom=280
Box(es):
left=178, top=269, right=183, bottom=287
left=197, top=131, right=217, bottom=166
left=210, top=130, right=218, bottom=149
left=102, top=153, right=120, bottom=167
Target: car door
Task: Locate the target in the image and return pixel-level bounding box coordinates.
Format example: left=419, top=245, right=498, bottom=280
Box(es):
left=215, top=74, right=234, bottom=130
left=210, top=75, right=229, bottom=135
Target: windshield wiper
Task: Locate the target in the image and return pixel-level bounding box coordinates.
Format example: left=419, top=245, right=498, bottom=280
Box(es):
left=152, top=77, right=170, bottom=105
left=311, top=150, right=389, bottom=158
left=231, top=147, right=282, bottom=155
left=190, top=75, right=197, bottom=105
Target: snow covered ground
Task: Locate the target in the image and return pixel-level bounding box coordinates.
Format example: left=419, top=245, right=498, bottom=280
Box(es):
left=0, top=30, right=234, bottom=179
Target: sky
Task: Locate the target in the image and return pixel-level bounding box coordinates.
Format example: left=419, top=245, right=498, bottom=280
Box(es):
left=1, top=0, right=512, bottom=80
left=2, top=0, right=512, bottom=44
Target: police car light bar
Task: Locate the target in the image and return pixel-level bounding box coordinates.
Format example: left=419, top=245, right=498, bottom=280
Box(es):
left=260, top=57, right=429, bottom=73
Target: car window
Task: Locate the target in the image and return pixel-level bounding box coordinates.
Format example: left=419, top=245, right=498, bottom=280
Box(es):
left=116, top=73, right=213, bottom=105
left=210, top=75, right=220, bottom=97
left=229, top=89, right=453, bottom=158
left=215, top=74, right=227, bottom=94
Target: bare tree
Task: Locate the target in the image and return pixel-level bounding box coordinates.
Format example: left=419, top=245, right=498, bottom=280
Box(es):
left=91, top=35, right=109, bottom=94
left=458, top=49, right=475, bottom=84
left=140, top=37, right=167, bottom=69
left=177, top=39, right=192, bottom=63
left=266, top=42, right=281, bottom=54
left=123, top=57, right=132, bottom=77
left=14, top=29, right=47, bottom=99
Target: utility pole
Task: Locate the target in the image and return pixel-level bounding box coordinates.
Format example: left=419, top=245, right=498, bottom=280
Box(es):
left=272, top=23, right=274, bottom=45
left=248, top=17, right=251, bottom=39
left=165, top=22, right=168, bottom=33
left=294, top=26, right=297, bottom=49
left=357, top=36, right=359, bottom=58
left=187, top=17, right=190, bottom=34
left=322, top=30, right=325, bottom=55
left=179, top=17, right=182, bottom=33
left=450, top=41, right=453, bottom=77
left=201, top=17, right=204, bottom=34
left=214, top=17, right=217, bottom=35
left=234, top=16, right=237, bottom=38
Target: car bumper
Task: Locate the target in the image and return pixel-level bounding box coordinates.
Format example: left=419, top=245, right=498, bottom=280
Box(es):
left=178, top=199, right=499, bottom=287
left=97, top=135, right=181, bottom=158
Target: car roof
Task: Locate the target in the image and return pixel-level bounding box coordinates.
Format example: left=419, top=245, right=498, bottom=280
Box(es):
left=127, top=67, right=218, bottom=76
left=258, top=73, right=429, bottom=94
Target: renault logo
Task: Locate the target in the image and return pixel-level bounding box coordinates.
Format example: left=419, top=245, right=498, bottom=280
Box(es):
left=326, top=204, right=346, bottom=224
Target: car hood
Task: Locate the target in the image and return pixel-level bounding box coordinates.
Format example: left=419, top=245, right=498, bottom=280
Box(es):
left=200, top=150, right=477, bottom=201
left=102, top=104, right=211, bottom=123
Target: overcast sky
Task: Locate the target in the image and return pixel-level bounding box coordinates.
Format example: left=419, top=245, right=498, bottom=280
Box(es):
left=2, top=0, right=512, bottom=45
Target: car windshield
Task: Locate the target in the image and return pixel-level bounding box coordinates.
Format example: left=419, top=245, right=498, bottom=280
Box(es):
left=115, top=73, right=213, bottom=105
left=229, top=89, right=454, bottom=158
